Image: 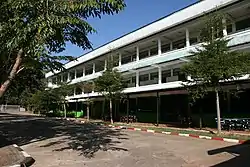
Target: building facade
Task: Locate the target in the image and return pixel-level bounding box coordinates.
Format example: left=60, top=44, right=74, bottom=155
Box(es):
left=46, top=0, right=250, bottom=124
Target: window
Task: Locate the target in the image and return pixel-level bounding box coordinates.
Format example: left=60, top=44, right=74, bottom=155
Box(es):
left=150, top=47, right=158, bottom=56
left=162, top=69, right=171, bottom=77
left=139, top=50, right=149, bottom=59
left=76, top=69, right=83, bottom=78
left=173, top=68, right=180, bottom=76
left=173, top=39, right=185, bottom=50
left=95, top=61, right=105, bottom=72
left=161, top=43, right=171, bottom=53
left=75, top=87, right=82, bottom=95
left=132, top=76, right=136, bottom=83
left=227, top=24, right=233, bottom=34
left=122, top=55, right=133, bottom=64
left=63, top=73, right=68, bottom=82
left=57, top=75, right=61, bottom=83
left=113, top=55, right=119, bottom=67
left=236, top=18, right=250, bottom=31
left=150, top=72, right=158, bottom=80
left=190, top=37, right=198, bottom=45
left=69, top=71, right=75, bottom=80
left=52, top=77, right=57, bottom=84
left=85, top=66, right=93, bottom=75
left=161, top=69, right=171, bottom=83
left=139, top=74, right=149, bottom=82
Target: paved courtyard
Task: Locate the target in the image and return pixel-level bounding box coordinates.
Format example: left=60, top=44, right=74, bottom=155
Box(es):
left=0, top=113, right=250, bottom=167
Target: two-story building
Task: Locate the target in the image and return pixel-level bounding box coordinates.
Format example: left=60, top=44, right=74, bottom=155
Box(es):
left=46, top=0, right=250, bottom=124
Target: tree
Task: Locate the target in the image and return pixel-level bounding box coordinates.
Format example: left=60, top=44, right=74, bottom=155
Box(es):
left=182, top=13, right=250, bottom=134
left=0, top=0, right=126, bottom=98
left=28, top=82, right=74, bottom=115
left=52, top=83, right=74, bottom=118
left=2, top=68, right=45, bottom=106
left=94, top=56, right=125, bottom=124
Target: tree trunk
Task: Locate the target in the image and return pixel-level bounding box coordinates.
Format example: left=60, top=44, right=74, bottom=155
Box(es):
left=109, top=99, right=113, bottom=124
left=0, top=49, right=23, bottom=98
left=87, top=104, right=90, bottom=121
left=63, top=102, right=67, bottom=118
left=199, top=107, right=203, bottom=130
left=215, top=90, right=222, bottom=134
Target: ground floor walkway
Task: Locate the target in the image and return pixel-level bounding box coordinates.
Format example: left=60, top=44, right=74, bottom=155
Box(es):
left=67, top=87, right=250, bottom=129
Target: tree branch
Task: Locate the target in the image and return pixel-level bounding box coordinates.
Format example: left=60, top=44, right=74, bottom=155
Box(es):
left=0, top=49, right=23, bottom=98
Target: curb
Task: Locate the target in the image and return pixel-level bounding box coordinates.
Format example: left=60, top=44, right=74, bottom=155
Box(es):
left=119, top=126, right=246, bottom=144
left=97, top=123, right=246, bottom=144
left=58, top=118, right=247, bottom=144
left=8, top=144, right=35, bottom=167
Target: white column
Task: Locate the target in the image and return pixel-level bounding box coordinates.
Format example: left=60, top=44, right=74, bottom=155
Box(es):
left=158, top=38, right=162, bottom=55
left=232, top=22, right=236, bottom=33
left=74, top=69, right=77, bottom=79
left=222, top=18, right=227, bottom=36
left=83, top=66, right=85, bottom=77
left=93, top=63, right=95, bottom=74
left=119, top=53, right=122, bottom=66
left=186, top=28, right=190, bottom=48
left=136, top=46, right=140, bottom=61
left=67, top=72, right=70, bottom=82
left=73, top=87, right=76, bottom=96
left=82, top=86, right=84, bottom=95
left=158, top=67, right=162, bottom=84
left=104, top=59, right=107, bottom=70
left=136, top=71, right=139, bottom=87
left=170, top=42, right=173, bottom=50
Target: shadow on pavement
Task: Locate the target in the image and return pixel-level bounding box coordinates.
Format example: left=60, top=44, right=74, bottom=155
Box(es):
left=0, top=115, right=128, bottom=158
left=208, top=141, right=250, bottom=167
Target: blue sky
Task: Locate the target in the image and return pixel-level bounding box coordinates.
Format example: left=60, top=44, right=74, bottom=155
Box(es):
left=62, top=0, right=197, bottom=58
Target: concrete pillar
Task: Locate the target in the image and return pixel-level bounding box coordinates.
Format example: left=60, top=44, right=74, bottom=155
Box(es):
left=127, top=95, right=130, bottom=124
left=156, top=92, right=160, bottom=126
left=83, top=66, right=85, bottom=77
left=222, top=18, right=227, bottom=36
left=74, top=69, right=77, bottom=79
left=119, top=53, right=122, bottom=66
left=170, top=42, right=173, bottom=50
left=232, top=22, right=236, bottom=33
left=158, top=38, right=162, bottom=55
left=104, top=59, right=107, bottom=70
left=158, top=66, right=162, bottom=84
left=136, top=46, right=140, bottom=61
left=227, top=92, right=231, bottom=113
left=186, top=28, right=190, bottom=48
left=136, top=71, right=139, bottom=87
left=136, top=97, right=139, bottom=113
left=73, top=87, right=76, bottom=96
left=93, top=63, right=95, bottom=74
left=67, top=72, right=70, bottom=82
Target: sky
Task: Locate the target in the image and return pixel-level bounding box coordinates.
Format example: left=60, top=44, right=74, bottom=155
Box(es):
left=61, top=0, right=197, bottom=58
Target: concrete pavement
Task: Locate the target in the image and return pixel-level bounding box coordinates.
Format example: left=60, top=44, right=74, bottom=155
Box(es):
left=1, top=113, right=249, bottom=167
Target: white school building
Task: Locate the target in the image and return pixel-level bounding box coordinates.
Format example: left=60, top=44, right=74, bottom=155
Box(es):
left=46, top=0, right=250, bottom=125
